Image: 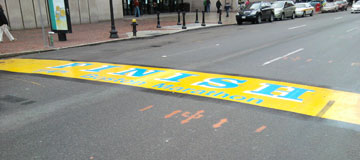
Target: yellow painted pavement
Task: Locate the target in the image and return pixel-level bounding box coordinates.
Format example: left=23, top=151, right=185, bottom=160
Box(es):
left=0, top=58, right=359, bottom=125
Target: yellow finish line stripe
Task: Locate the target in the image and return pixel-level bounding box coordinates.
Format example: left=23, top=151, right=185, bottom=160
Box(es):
left=1, top=58, right=359, bottom=125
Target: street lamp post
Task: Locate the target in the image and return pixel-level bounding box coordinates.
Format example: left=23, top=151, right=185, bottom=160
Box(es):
left=109, top=0, right=119, bottom=38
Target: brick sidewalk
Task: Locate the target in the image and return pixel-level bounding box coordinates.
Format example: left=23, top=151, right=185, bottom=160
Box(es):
left=0, top=12, right=237, bottom=57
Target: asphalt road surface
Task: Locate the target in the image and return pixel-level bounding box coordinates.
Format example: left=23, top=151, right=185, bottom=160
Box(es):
left=1, top=11, right=360, bottom=160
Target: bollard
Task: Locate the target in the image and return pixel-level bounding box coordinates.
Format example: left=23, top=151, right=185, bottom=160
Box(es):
left=182, top=11, right=187, bottom=29
left=156, top=11, right=161, bottom=28
left=131, top=19, right=138, bottom=37
left=195, top=9, right=199, bottom=23
left=177, top=11, right=181, bottom=25
left=201, top=11, right=206, bottom=26
left=218, top=10, right=222, bottom=24
left=48, top=31, right=54, bottom=47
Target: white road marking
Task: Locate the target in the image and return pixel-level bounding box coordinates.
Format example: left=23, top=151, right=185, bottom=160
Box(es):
left=162, top=55, right=167, bottom=58
left=346, top=27, right=359, bottom=33
left=288, top=25, right=307, bottom=30
left=262, top=48, right=304, bottom=66
left=334, top=17, right=343, bottom=20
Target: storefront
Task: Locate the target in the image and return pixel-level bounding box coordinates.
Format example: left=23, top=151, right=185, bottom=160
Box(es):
left=122, top=0, right=184, bottom=15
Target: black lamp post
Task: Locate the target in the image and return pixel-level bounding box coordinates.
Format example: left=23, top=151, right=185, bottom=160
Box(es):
left=109, top=0, right=119, bottom=38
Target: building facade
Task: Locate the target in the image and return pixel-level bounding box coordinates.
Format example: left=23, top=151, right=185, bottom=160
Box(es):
left=0, top=0, right=239, bottom=30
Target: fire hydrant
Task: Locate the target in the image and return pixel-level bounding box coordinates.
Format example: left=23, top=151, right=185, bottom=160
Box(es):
left=131, top=19, right=138, bottom=37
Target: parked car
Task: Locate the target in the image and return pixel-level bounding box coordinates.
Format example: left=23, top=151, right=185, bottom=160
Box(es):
left=335, top=0, right=348, bottom=11
left=236, top=2, right=275, bottom=25
left=271, top=1, right=296, bottom=20
left=351, top=1, right=360, bottom=13
left=322, top=2, right=339, bottom=12
left=295, top=3, right=315, bottom=17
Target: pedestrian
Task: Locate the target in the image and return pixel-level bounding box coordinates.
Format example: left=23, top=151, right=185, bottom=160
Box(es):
left=204, top=0, right=207, bottom=12
left=153, top=1, right=157, bottom=14
left=245, top=0, right=250, bottom=6
left=206, top=0, right=211, bottom=12
left=225, top=2, right=231, bottom=17
left=134, top=0, right=140, bottom=17
left=216, top=0, right=222, bottom=13
left=0, top=4, right=15, bottom=43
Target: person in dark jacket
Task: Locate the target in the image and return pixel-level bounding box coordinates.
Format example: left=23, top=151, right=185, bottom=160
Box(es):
left=216, top=0, right=222, bottom=13
left=0, top=4, right=15, bottom=43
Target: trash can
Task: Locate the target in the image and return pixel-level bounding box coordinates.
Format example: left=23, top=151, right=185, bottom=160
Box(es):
left=48, top=31, right=55, bottom=47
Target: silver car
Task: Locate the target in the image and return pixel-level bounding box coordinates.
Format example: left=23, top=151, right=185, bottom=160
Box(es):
left=271, top=1, right=296, bottom=20
left=322, top=2, right=339, bottom=12
left=351, top=1, right=360, bottom=13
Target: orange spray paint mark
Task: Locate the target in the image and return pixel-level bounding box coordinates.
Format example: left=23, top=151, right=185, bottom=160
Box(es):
left=213, top=118, right=228, bottom=128
left=181, top=112, right=191, bottom=117
left=291, top=57, right=301, bottom=61
left=306, top=59, right=312, bottom=62
left=181, top=110, right=204, bottom=124
left=255, top=125, right=267, bottom=133
left=164, top=110, right=182, bottom=119
left=139, top=105, right=154, bottom=112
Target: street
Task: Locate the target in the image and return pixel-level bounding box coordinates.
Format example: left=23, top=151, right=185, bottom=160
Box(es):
left=1, top=10, right=360, bottom=160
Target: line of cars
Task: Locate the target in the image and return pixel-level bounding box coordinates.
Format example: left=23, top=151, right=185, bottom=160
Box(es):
left=235, top=0, right=353, bottom=25
left=321, top=1, right=349, bottom=12
left=236, top=0, right=315, bottom=25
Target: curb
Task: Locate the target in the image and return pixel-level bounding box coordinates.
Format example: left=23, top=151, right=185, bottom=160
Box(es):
left=0, top=23, right=234, bottom=59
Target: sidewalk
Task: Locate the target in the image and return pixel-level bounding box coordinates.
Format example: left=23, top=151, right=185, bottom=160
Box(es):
left=0, top=12, right=237, bottom=58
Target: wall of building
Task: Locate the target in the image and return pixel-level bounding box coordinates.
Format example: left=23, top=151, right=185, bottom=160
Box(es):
left=0, top=0, right=123, bottom=30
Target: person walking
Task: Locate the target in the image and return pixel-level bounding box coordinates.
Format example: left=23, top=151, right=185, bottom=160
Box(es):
left=216, top=0, right=222, bottom=13
left=225, top=1, right=231, bottom=17
left=0, top=4, right=15, bottom=43
left=206, top=0, right=211, bottom=12
left=134, top=0, right=140, bottom=17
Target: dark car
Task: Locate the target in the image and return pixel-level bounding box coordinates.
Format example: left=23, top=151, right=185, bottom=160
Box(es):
left=236, top=1, right=275, bottom=25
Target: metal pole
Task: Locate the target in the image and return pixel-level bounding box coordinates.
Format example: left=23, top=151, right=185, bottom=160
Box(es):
left=201, top=11, right=206, bottom=26
left=157, top=11, right=161, bottom=28
left=218, top=10, right=222, bottom=24
left=182, top=11, right=186, bottom=29
left=37, top=0, right=47, bottom=47
left=195, top=9, right=199, bottom=23
left=109, top=0, right=119, bottom=38
left=177, top=11, right=181, bottom=25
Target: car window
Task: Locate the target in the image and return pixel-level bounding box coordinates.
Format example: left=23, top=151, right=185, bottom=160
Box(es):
left=295, top=4, right=307, bottom=8
left=356, top=1, right=360, bottom=4
left=261, top=2, right=266, bottom=7
left=246, top=3, right=261, bottom=9
left=272, top=2, right=285, bottom=8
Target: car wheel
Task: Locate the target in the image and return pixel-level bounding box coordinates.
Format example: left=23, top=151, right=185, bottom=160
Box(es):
left=310, top=11, right=314, bottom=16
left=237, top=20, right=243, bottom=25
left=257, top=15, right=262, bottom=24
left=280, top=13, right=285, bottom=20
left=345, top=7, right=347, bottom=11
left=292, top=12, right=295, bottom=19
left=269, top=14, right=274, bottom=22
